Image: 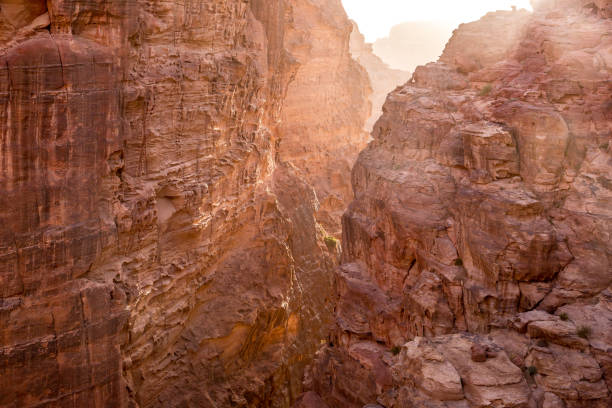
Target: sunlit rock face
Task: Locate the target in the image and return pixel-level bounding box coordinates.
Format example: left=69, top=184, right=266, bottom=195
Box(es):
left=0, top=0, right=369, bottom=407
left=349, top=22, right=411, bottom=132
left=278, top=3, right=372, bottom=238
left=308, top=3, right=612, bottom=407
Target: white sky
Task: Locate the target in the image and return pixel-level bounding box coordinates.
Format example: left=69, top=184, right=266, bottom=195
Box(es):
left=342, top=0, right=533, bottom=41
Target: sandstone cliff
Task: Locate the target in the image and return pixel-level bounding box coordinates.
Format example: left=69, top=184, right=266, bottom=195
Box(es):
left=0, top=1, right=368, bottom=407
left=349, top=22, right=411, bottom=132
left=309, top=2, right=612, bottom=407
left=278, top=4, right=371, bottom=238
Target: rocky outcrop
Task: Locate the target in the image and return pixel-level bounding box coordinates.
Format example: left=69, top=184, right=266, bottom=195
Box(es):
left=0, top=1, right=369, bottom=407
left=349, top=22, right=410, bottom=132
left=309, top=3, right=612, bottom=408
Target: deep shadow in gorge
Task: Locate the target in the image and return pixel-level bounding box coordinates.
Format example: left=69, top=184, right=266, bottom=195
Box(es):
left=1, top=0, right=611, bottom=408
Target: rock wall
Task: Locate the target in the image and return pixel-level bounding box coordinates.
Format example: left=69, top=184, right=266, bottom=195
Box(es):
left=277, top=1, right=371, bottom=238
left=349, top=22, right=410, bottom=132
left=309, top=3, right=612, bottom=408
left=0, top=1, right=368, bottom=407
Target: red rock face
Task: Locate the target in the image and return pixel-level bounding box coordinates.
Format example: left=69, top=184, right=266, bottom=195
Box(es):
left=309, top=4, right=612, bottom=408
left=278, top=2, right=371, bottom=238
left=0, top=1, right=368, bottom=407
left=1, top=2, right=127, bottom=406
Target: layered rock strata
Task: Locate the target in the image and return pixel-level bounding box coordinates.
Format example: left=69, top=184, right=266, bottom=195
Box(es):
left=0, top=0, right=368, bottom=407
left=309, top=3, right=612, bottom=407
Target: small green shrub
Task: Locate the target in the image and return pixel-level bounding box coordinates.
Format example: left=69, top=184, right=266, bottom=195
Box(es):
left=536, top=339, right=548, bottom=347
left=454, top=258, right=463, bottom=267
left=391, top=346, right=401, bottom=356
left=527, top=366, right=537, bottom=376
left=559, top=312, right=569, bottom=321
left=577, top=326, right=592, bottom=339
left=324, top=236, right=338, bottom=250
left=600, top=142, right=609, bottom=150
left=480, top=83, right=493, bottom=96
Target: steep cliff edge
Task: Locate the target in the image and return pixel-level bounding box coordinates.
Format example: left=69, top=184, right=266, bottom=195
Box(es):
left=310, top=3, right=612, bottom=407
left=0, top=1, right=368, bottom=407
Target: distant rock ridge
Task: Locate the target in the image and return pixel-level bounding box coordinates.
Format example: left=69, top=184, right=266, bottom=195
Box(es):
left=305, top=2, right=612, bottom=407
left=349, top=21, right=411, bottom=132
left=372, top=20, right=456, bottom=73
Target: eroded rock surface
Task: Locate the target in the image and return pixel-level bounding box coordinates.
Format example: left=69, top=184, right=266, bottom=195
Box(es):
left=0, top=0, right=368, bottom=407
left=308, top=3, right=612, bottom=408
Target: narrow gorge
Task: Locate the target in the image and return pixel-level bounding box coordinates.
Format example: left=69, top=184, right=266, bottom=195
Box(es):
left=0, top=1, right=610, bottom=408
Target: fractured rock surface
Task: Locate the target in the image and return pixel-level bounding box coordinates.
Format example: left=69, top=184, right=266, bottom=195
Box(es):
left=0, top=0, right=369, bottom=407
left=308, top=2, right=612, bottom=407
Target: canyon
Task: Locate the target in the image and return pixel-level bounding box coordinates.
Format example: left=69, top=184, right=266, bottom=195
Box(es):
left=0, top=1, right=610, bottom=408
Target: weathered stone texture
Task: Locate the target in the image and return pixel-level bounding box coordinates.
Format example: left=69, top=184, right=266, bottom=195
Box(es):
left=0, top=1, right=368, bottom=407
left=308, top=3, right=612, bottom=407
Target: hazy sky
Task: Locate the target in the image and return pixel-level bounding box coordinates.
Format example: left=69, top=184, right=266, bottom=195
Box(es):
left=342, top=0, right=533, bottom=41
